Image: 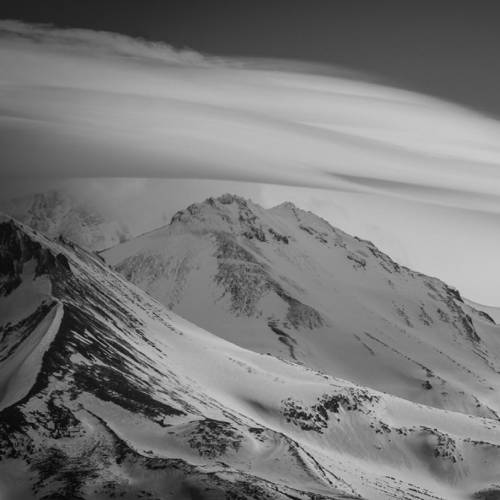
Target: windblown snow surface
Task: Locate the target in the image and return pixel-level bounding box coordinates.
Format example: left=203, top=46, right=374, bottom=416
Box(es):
left=1, top=206, right=500, bottom=499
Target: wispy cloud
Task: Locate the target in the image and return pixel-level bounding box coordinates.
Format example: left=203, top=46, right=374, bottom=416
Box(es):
left=1, top=20, right=500, bottom=214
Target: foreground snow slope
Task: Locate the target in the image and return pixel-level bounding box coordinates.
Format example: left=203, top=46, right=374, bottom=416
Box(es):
left=103, top=194, right=500, bottom=419
left=1, top=216, right=500, bottom=499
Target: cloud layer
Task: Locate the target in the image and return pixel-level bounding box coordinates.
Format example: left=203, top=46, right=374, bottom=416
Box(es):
left=1, top=20, right=500, bottom=213
left=1, top=20, right=500, bottom=305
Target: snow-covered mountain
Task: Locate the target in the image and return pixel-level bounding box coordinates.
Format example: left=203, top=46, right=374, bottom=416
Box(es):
left=103, top=194, right=500, bottom=421
left=0, top=190, right=130, bottom=251
left=1, top=214, right=500, bottom=500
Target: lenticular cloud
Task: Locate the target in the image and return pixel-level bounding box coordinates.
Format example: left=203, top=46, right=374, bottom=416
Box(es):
left=1, top=20, right=500, bottom=212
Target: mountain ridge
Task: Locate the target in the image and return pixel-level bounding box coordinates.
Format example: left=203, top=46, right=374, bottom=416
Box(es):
left=103, top=193, right=500, bottom=421
left=2, top=213, right=500, bottom=499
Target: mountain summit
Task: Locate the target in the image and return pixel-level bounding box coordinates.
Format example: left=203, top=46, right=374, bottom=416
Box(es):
left=103, top=194, right=500, bottom=420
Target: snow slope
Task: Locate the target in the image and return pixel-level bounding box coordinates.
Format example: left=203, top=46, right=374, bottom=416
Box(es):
left=465, top=298, right=500, bottom=324
left=103, top=194, right=500, bottom=421
left=0, top=189, right=130, bottom=251
left=1, top=215, right=500, bottom=499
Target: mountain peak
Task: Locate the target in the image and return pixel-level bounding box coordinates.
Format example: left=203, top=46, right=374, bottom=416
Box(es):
left=272, top=200, right=299, bottom=211
left=212, top=193, right=250, bottom=206
left=103, top=192, right=496, bottom=419
left=0, top=189, right=130, bottom=251
left=168, top=193, right=270, bottom=242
